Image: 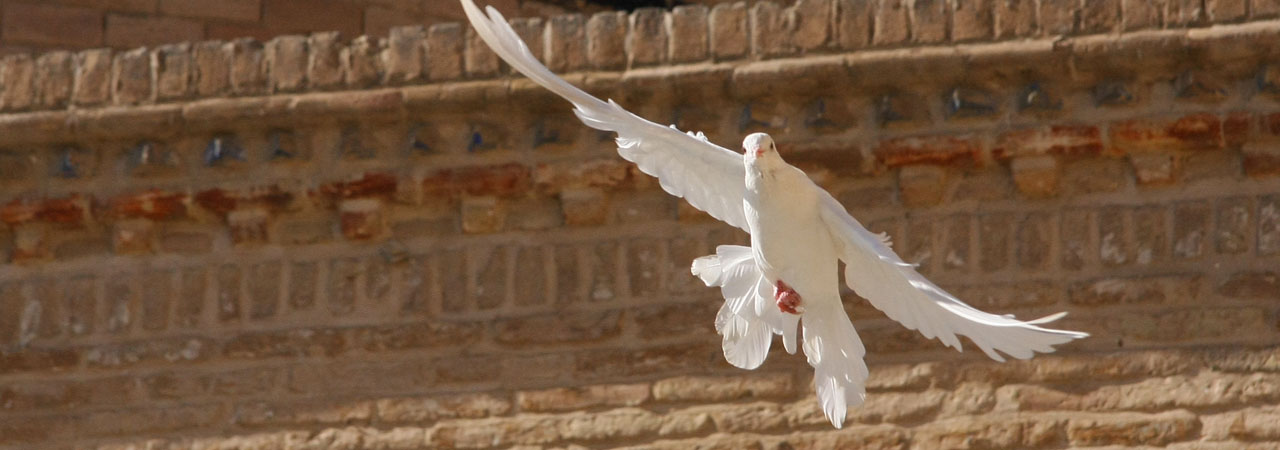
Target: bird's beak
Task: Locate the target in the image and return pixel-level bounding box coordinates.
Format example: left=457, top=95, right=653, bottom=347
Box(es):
left=754, top=148, right=764, bottom=157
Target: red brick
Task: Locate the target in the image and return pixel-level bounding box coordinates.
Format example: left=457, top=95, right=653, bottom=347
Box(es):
left=339, top=198, right=385, bottom=240
left=1109, top=114, right=1224, bottom=153
left=0, top=195, right=89, bottom=227
left=1244, top=142, right=1280, bottom=178
left=421, top=163, right=531, bottom=198
left=105, top=14, right=204, bottom=49
left=994, top=126, right=1103, bottom=159
left=160, top=0, right=261, bottom=22
left=263, top=0, right=363, bottom=38
left=875, top=135, right=982, bottom=167
left=1, top=3, right=103, bottom=48
left=106, top=190, right=188, bottom=221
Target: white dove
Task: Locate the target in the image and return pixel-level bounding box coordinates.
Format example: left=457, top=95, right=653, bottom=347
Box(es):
left=462, top=0, right=1089, bottom=428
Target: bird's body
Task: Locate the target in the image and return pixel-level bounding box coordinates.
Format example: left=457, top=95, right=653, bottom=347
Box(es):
left=461, top=0, right=1089, bottom=428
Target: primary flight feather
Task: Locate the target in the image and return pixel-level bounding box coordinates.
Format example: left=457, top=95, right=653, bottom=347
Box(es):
left=461, top=0, right=1089, bottom=428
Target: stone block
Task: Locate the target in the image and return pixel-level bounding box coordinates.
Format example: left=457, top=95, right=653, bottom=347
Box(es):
left=873, top=0, right=910, bottom=45
left=192, top=41, right=230, bottom=96
left=465, top=26, right=501, bottom=77
left=34, top=51, right=73, bottom=108
left=750, top=2, right=792, bottom=57
left=461, top=196, right=504, bottom=234
left=835, top=0, right=872, bottom=49
left=344, top=35, right=383, bottom=86
left=898, top=165, right=948, bottom=207
left=72, top=49, right=113, bottom=106
left=426, top=23, right=463, bottom=81
left=383, top=25, right=424, bottom=83
left=994, top=0, right=1036, bottom=38
left=710, top=2, right=749, bottom=59
left=1039, top=0, right=1076, bottom=35
left=1079, top=0, right=1121, bottom=34
left=1172, top=201, right=1210, bottom=259
left=112, top=47, right=151, bottom=105
left=546, top=14, right=587, bottom=72
left=668, top=5, right=709, bottom=62
left=153, top=44, right=191, bottom=100
left=1129, top=152, right=1177, bottom=185
left=339, top=198, right=385, bottom=240
left=792, top=0, right=833, bottom=51
left=266, top=35, right=307, bottom=92
left=628, top=8, right=668, bottom=67
left=1122, top=0, right=1161, bottom=30
left=307, top=32, right=343, bottom=89
left=587, top=11, right=627, bottom=70
left=909, top=0, right=948, bottom=43
left=227, top=39, right=266, bottom=95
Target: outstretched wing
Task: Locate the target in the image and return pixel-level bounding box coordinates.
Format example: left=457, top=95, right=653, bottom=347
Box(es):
left=817, top=191, right=1088, bottom=362
left=462, top=0, right=750, bottom=231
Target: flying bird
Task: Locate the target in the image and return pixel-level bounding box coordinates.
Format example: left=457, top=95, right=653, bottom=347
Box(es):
left=461, top=0, right=1088, bottom=428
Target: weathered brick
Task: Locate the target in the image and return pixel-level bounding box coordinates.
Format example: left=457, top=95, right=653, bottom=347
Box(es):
left=465, top=26, right=501, bottom=77
left=1039, top=0, right=1076, bottom=35
left=1243, top=141, right=1280, bottom=178
left=751, top=2, right=792, bottom=57
left=710, top=2, right=749, bottom=59
left=0, top=54, right=35, bottom=111
left=1015, top=212, right=1053, bottom=269
left=792, top=0, right=833, bottom=51
left=192, top=41, right=230, bottom=96
left=34, top=51, right=73, bottom=108
left=950, top=0, right=992, bottom=41
left=378, top=393, right=511, bottom=422
left=71, top=49, right=112, bottom=106
left=384, top=26, right=425, bottom=83
left=1130, top=152, right=1177, bottom=185
left=175, top=268, right=206, bottom=327
left=994, top=126, right=1103, bottom=159
left=344, top=35, right=383, bottom=86
left=1172, top=201, right=1210, bottom=259
left=307, top=32, right=343, bottom=89
left=876, top=135, right=981, bottom=168
left=1062, top=158, right=1126, bottom=195
left=904, top=215, right=936, bottom=274
left=874, top=0, right=910, bottom=45
left=216, top=264, right=243, bottom=323
left=993, top=0, right=1035, bottom=38
left=1207, top=0, right=1248, bottom=21
left=153, top=44, right=191, bottom=100
left=937, top=214, right=971, bottom=272
left=111, top=47, right=151, bottom=104
left=834, top=0, right=872, bottom=49
left=339, top=198, right=386, bottom=240
left=588, top=12, right=627, bottom=70
left=495, top=310, right=622, bottom=346
left=472, top=245, right=510, bottom=310
left=669, top=5, right=709, bottom=62
left=546, top=14, right=587, bottom=72
left=1097, top=207, right=1131, bottom=266
left=1068, top=411, right=1199, bottom=446
left=1010, top=155, right=1060, bottom=198
left=227, top=39, right=266, bottom=95
left=1257, top=0, right=1280, bottom=17
left=1061, top=209, right=1094, bottom=270
left=909, top=0, right=948, bottom=43
left=1069, top=275, right=1202, bottom=306
left=426, top=23, right=463, bottom=81
left=977, top=213, right=1011, bottom=272
left=1110, top=114, right=1224, bottom=153
left=266, top=35, right=307, bottom=92
left=1217, top=271, right=1279, bottom=298
left=1079, top=0, right=1121, bottom=33
left=1121, top=0, right=1161, bottom=30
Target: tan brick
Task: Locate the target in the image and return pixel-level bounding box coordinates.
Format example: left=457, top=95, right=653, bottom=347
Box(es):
left=426, top=23, right=463, bottom=81
left=227, top=38, right=266, bottom=95
left=265, top=35, right=308, bottom=92
left=792, top=0, right=833, bottom=51
left=72, top=48, right=112, bottom=105
left=629, top=8, right=670, bottom=66
left=465, top=26, right=501, bottom=77
left=909, top=0, right=947, bottom=43
left=1040, top=0, right=1076, bottom=35
left=1, top=3, right=103, bottom=48
left=710, top=2, right=749, bottom=59
left=160, top=0, right=261, bottom=21
left=1079, top=0, right=1121, bottom=34
left=384, top=26, right=425, bottom=83
left=546, top=14, right=587, bottom=72
left=1068, top=410, right=1200, bottom=446
left=993, top=0, right=1035, bottom=38
left=34, top=51, right=74, bottom=108
left=1069, top=275, right=1203, bottom=306
left=111, top=47, right=152, bottom=104
left=669, top=5, right=709, bottom=62
left=344, top=35, right=383, bottom=87
left=1, top=54, right=35, bottom=111
left=153, top=44, right=192, bottom=100
left=1006, top=154, right=1063, bottom=196
left=588, top=11, right=628, bottom=70
left=378, top=393, right=511, bottom=422
left=1122, top=0, right=1161, bottom=30
left=873, top=0, right=910, bottom=45
left=750, top=2, right=791, bottom=57
left=307, top=32, right=344, bottom=89
left=105, top=14, right=203, bottom=49
left=192, top=41, right=230, bottom=96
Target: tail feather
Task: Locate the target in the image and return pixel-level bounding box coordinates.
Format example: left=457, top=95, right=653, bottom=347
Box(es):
left=801, top=301, right=869, bottom=429
left=692, top=245, right=800, bottom=370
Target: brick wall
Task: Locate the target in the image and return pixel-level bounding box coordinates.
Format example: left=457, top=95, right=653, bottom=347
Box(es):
left=1, top=0, right=1280, bottom=448
left=0, top=0, right=582, bottom=54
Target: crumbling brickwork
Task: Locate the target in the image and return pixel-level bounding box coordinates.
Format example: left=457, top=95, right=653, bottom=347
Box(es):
left=1, top=0, right=1279, bottom=448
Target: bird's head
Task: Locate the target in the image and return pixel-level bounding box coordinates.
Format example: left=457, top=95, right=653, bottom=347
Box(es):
left=743, top=132, right=782, bottom=168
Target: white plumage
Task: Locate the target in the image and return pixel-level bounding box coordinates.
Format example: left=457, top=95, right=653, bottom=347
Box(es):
left=462, top=0, right=1088, bottom=429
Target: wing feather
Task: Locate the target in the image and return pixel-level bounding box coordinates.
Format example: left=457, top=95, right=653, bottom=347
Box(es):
left=463, top=0, right=750, bottom=231
left=817, top=192, right=1088, bottom=361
